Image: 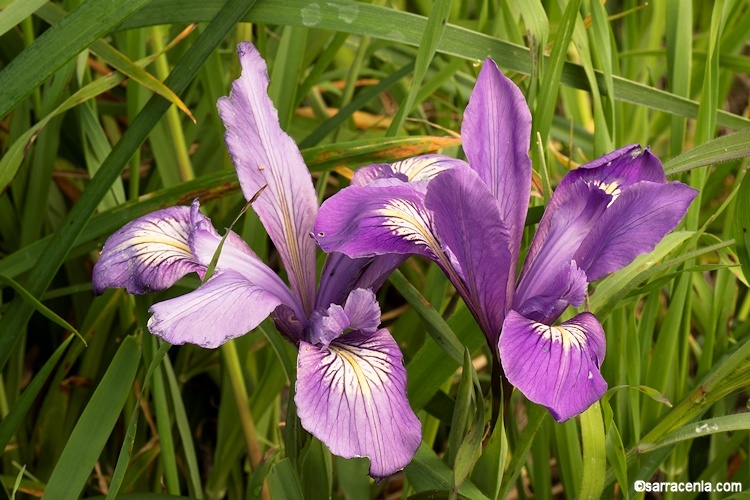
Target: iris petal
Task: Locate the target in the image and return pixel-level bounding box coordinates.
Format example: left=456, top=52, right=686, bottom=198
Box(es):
left=426, top=167, right=513, bottom=345
left=316, top=253, right=407, bottom=309
left=352, top=155, right=465, bottom=186
left=92, top=206, right=203, bottom=295
left=187, top=201, right=305, bottom=323
left=499, top=310, right=607, bottom=422
left=148, top=270, right=283, bottom=349
left=217, top=42, right=318, bottom=315
left=315, top=183, right=439, bottom=260
left=295, top=328, right=421, bottom=479
left=575, top=181, right=698, bottom=282
left=462, top=59, right=532, bottom=279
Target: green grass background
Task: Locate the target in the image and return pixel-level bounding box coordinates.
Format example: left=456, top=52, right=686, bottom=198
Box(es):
left=1, top=0, right=749, bottom=498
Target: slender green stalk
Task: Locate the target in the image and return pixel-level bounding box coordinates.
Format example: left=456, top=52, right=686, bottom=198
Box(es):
left=150, top=25, right=195, bottom=183
left=220, top=340, right=269, bottom=500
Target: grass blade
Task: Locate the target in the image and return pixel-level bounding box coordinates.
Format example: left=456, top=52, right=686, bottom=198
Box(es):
left=0, top=0, right=260, bottom=373
left=0, top=336, right=73, bottom=455
left=0, top=0, right=151, bottom=117
left=0, top=0, right=46, bottom=37
left=33, top=2, right=195, bottom=121
left=43, top=336, right=141, bottom=498
left=386, top=0, right=451, bottom=136
left=579, top=402, right=606, bottom=499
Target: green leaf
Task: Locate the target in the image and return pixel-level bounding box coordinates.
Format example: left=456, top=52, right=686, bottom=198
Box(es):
left=601, top=399, right=628, bottom=497
left=107, top=341, right=172, bottom=500
left=0, top=274, right=85, bottom=346
left=605, top=385, right=673, bottom=408
left=452, top=351, right=485, bottom=494
left=638, top=414, right=750, bottom=452
left=246, top=452, right=278, bottom=500
left=268, top=459, right=304, bottom=500
left=498, top=403, right=546, bottom=499
left=388, top=270, right=464, bottom=365
left=43, top=336, right=141, bottom=498
left=733, top=167, right=750, bottom=282
left=33, top=2, right=195, bottom=121
left=0, top=0, right=151, bottom=117
left=532, top=0, right=581, bottom=146
left=449, top=349, right=476, bottom=466
left=298, top=62, right=414, bottom=149
left=405, top=445, right=488, bottom=499
left=471, top=411, right=507, bottom=500
left=0, top=336, right=73, bottom=455
left=664, top=128, right=750, bottom=175
left=0, top=0, right=46, bottom=37
left=386, top=0, right=451, bottom=136
left=298, top=438, right=333, bottom=500
left=119, top=0, right=750, bottom=130
left=579, top=402, right=606, bottom=500
left=0, top=0, right=260, bottom=373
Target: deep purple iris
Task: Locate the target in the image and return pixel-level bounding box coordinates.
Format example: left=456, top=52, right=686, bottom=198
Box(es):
left=314, top=60, right=698, bottom=422
left=92, top=42, right=420, bottom=479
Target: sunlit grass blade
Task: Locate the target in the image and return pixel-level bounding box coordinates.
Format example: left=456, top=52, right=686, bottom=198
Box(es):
left=664, top=128, right=750, bottom=175
left=33, top=2, right=195, bottom=122
left=0, top=0, right=151, bottom=117
left=0, top=0, right=46, bottom=37
left=120, top=0, right=750, bottom=129
left=579, top=402, right=606, bottom=499
left=531, top=0, right=581, bottom=148
left=638, top=414, right=750, bottom=452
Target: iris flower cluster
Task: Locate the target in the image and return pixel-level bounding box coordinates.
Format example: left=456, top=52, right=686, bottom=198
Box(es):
left=93, top=42, right=696, bottom=477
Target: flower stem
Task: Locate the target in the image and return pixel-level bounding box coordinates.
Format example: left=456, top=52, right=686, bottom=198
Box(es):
left=220, top=340, right=270, bottom=500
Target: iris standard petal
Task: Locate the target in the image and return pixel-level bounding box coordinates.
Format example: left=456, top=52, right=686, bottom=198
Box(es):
left=307, top=303, right=350, bottom=347
left=217, top=42, right=318, bottom=316
left=575, top=181, right=698, bottom=282
left=147, top=270, right=282, bottom=348
left=315, top=183, right=439, bottom=260
left=499, top=310, right=607, bottom=422
left=92, top=206, right=203, bottom=295
left=514, top=260, right=588, bottom=324
left=342, top=288, right=381, bottom=333
left=425, top=167, right=513, bottom=345
left=461, top=59, right=532, bottom=276
left=295, top=328, right=422, bottom=479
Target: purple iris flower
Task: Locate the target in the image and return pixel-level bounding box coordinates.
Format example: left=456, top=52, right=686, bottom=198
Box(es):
left=314, top=60, right=698, bottom=422
left=92, top=42, right=421, bottom=479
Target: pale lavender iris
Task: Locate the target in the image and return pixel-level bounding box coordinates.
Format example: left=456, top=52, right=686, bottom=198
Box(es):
left=314, top=59, right=698, bottom=422
left=92, top=42, right=420, bottom=479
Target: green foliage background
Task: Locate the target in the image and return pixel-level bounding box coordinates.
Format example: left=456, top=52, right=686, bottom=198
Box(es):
left=1, top=0, right=749, bottom=498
